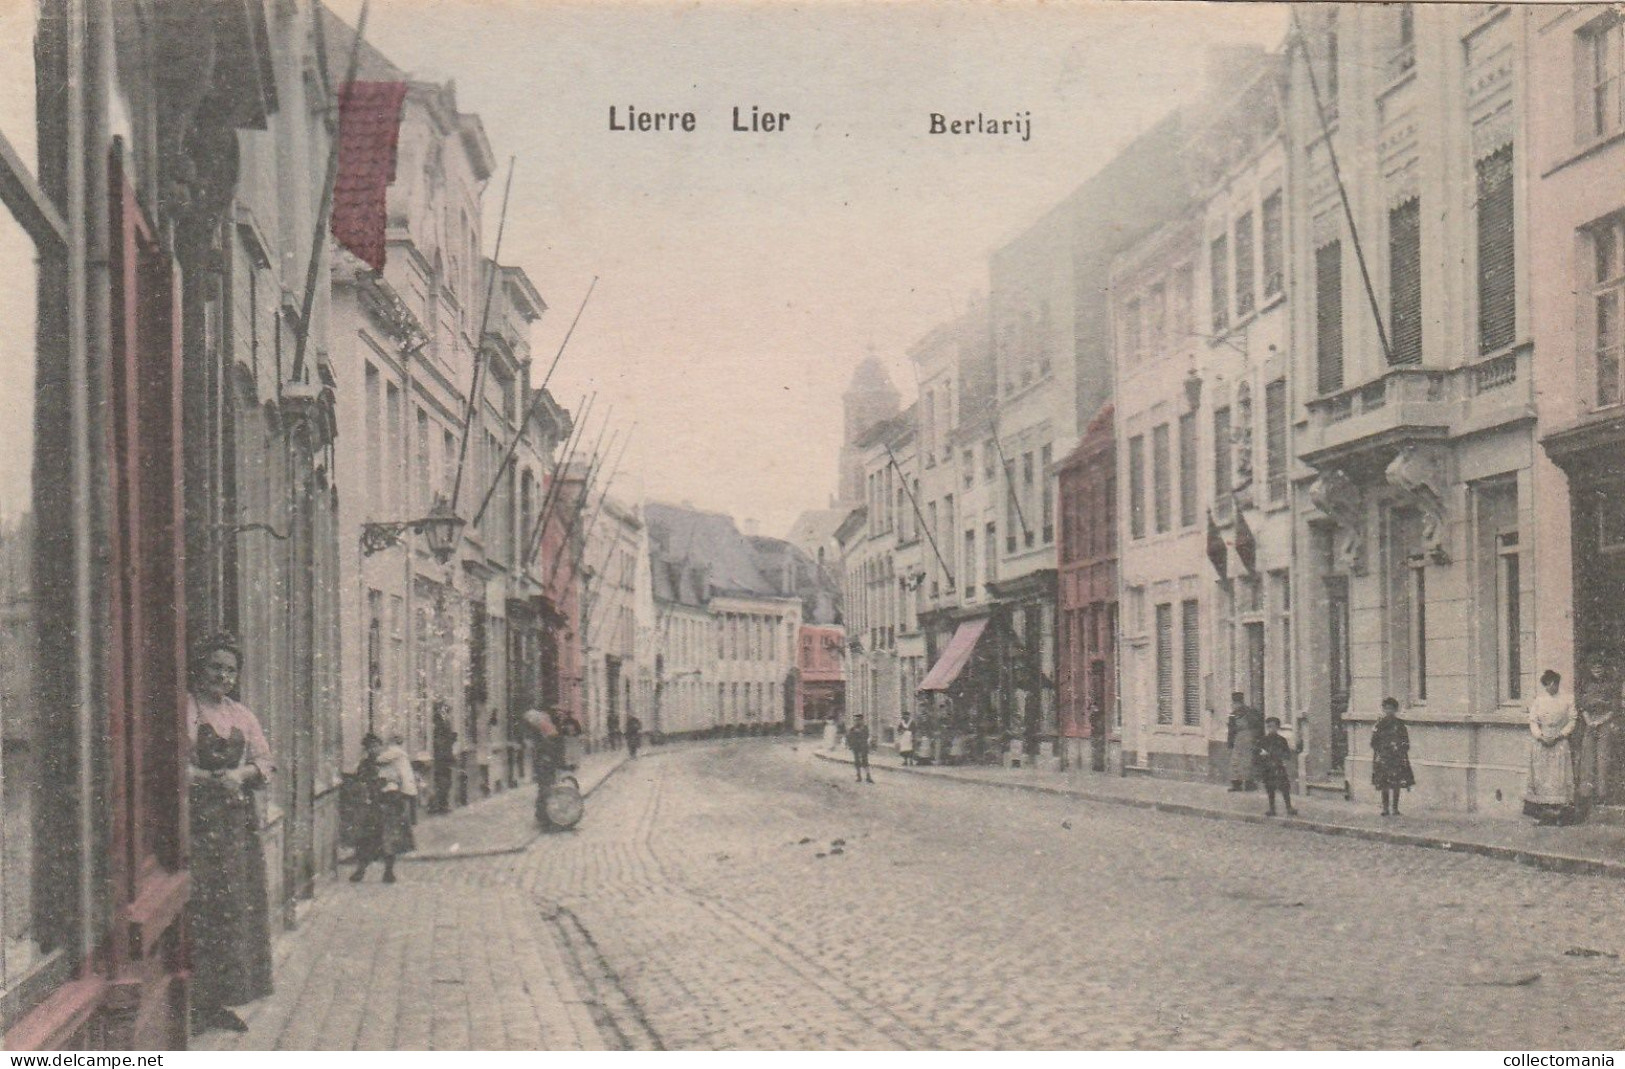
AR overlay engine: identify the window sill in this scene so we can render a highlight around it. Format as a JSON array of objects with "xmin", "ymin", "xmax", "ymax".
[{"xmin": 1541, "ymin": 126, "xmax": 1625, "ymax": 181}]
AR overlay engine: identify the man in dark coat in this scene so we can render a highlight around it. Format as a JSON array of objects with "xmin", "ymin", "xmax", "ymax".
[
  {"xmin": 624, "ymin": 713, "xmax": 643, "ymax": 758},
  {"xmin": 846, "ymin": 715, "xmax": 873, "ymax": 783},
  {"xmin": 1256, "ymin": 717, "xmax": 1297, "ymax": 816}
]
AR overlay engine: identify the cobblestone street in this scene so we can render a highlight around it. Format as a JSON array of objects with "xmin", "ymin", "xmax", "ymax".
[{"xmin": 203, "ymin": 740, "xmax": 1625, "ymax": 1050}]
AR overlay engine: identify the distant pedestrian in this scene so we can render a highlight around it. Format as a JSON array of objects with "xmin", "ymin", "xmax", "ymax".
[
  {"xmin": 1256, "ymin": 717, "xmax": 1297, "ymax": 816},
  {"xmin": 1575, "ymin": 650, "xmax": 1619, "ymax": 818},
  {"xmin": 846, "ymin": 715, "xmax": 873, "ymax": 783},
  {"xmin": 897, "ymin": 714, "xmax": 916, "ymax": 767},
  {"xmin": 625, "ymin": 713, "xmax": 643, "ymax": 758},
  {"xmin": 1526, "ymin": 669, "xmax": 1577, "ymax": 826},
  {"xmin": 607, "ymin": 710, "xmax": 622, "ymax": 751},
  {"xmin": 431, "ymin": 702, "xmax": 457, "ymax": 814},
  {"xmin": 1225, "ymin": 693, "xmax": 1262, "ymax": 792},
  {"xmin": 351, "ymin": 733, "xmax": 416, "ymax": 883},
  {"xmin": 1371, "ymin": 697, "xmax": 1415, "ymax": 817}
]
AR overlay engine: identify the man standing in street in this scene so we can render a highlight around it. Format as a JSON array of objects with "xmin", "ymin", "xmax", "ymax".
[
  {"xmin": 625, "ymin": 712, "xmax": 643, "ymax": 758},
  {"xmin": 846, "ymin": 714, "xmax": 873, "ymax": 783}
]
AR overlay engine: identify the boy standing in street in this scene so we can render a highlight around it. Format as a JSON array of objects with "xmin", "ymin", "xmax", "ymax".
[
  {"xmin": 846, "ymin": 715, "xmax": 873, "ymax": 783},
  {"xmin": 1257, "ymin": 716, "xmax": 1297, "ymax": 816}
]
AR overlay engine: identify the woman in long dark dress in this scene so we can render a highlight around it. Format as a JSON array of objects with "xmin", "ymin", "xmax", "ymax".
[
  {"xmin": 187, "ymin": 634, "xmax": 274, "ymax": 1034},
  {"xmin": 1371, "ymin": 697, "xmax": 1416, "ymax": 817},
  {"xmin": 351, "ymin": 732, "xmax": 416, "ymax": 882}
]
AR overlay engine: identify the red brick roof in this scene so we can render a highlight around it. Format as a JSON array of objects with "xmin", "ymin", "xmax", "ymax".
[{"xmin": 332, "ymin": 81, "xmax": 408, "ymax": 272}]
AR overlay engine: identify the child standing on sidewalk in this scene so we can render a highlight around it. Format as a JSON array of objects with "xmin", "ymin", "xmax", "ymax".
[
  {"xmin": 1257, "ymin": 717, "xmax": 1297, "ymax": 817},
  {"xmin": 846, "ymin": 715, "xmax": 873, "ymax": 783}
]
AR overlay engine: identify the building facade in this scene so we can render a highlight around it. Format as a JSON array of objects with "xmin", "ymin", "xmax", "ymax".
[
  {"xmin": 1289, "ymin": 4, "xmax": 1539, "ymax": 813},
  {"xmin": 1056, "ymin": 405, "xmax": 1117, "ymax": 772},
  {"xmin": 1529, "ymin": 4, "xmax": 1625, "ymax": 815}
]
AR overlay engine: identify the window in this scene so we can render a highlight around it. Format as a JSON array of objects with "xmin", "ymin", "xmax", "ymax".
[
  {"xmin": 963, "ymin": 448, "xmax": 975, "ymax": 489},
  {"xmin": 1147, "ymin": 284, "xmax": 1167, "ymax": 353},
  {"xmin": 1041, "ymin": 444, "xmax": 1054, "ymax": 544},
  {"xmin": 1179, "ymin": 412, "xmax": 1198, "ymax": 528},
  {"xmin": 1477, "ymin": 144, "xmax": 1516, "ymax": 355},
  {"xmin": 1181, "ymin": 599, "xmax": 1201, "ymax": 727},
  {"xmin": 366, "ymin": 363, "xmax": 382, "ymax": 516},
  {"xmin": 965, "ymin": 528, "xmax": 977, "ymax": 598},
  {"xmin": 1590, "ymin": 213, "xmax": 1625, "ymax": 407},
  {"xmin": 1410, "ymin": 562, "xmax": 1428, "ymax": 702},
  {"xmin": 985, "ymin": 521, "xmax": 998, "ymax": 584},
  {"xmin": 1152, "ymin": 424, "xmax": 1171, "ymax": 534},
  {"xmin": 1325, "ymin": 15, "xmax": 1340, "ymax": 112},
  {"xmin": 1265, "ymin": 379, "xmax": 1287, "ymax": 504},
  {"xmin": 386, "ymin": 381, "xmax": 402, "ymax": 506},
  {"xmin": 1389, "ymin": 197, "xmax": 1423, "ymax": 365},
  {"xmin": 923, "ymin": 390, "xmax": 937, "ymax": 466},
  {"xmin": 1213, "ymin": 406, "xmax": 1233, "ymax": 504},
  {"xmin": 943, "ymin": 494, "xmax": 956, "ymax": 590},
  {"xmin": 1037, "ymin": 302, "xmax": 1053, "ymax": 377},
  {"xmin": 983, "ymin": 441, "xmax": 997, "ymax": 483},
  {"xmin": 1500, "ymin": 531, "xmax": 1522, "ymax": 702},
  {"xmin": 1005, "ymin": 460, "xmax": 1019, "ymax": 552},
  {"xmin": 1274, "ymin": 571, "xmax": 1293, "ymax": 715},
  {"xmin": 1262, "ymin": 192, "xmax": 1284, "ymax": 299},
  {"xmin": 1582, "ymin": 16, "xmax": 1624, "ymax": 142},
  {"xmin": 1124, "ymin": 297, "xmax": 1142, "ymax": 359},
  {"xmin": 1128, "ymin": 435, "xmax": 1146, "ymax": 540},
  {"xmin": 1172, "ymin": 264, "xmax": 1195, "ymax": 340},
  {"xmin": 1211, "ymin": 234, "xmax": 1230, "ymax": 332},
  {"xmin": 1316, "ymin": 240, "xmax": 1345, "ymax": 394},
  {"xmin": 1156, "ymin": 603, "xmax": 1174, "ymax": 725},
  {"xmin": 928, "ymin": 502, "xmax": 939, "ymax": 595},
  {"xmin": 1234, "ymin": 211, "xmax": 1256, "ymax": 318},
  {"xmin": 1021, "ymin": 453, "xmax": 1035, "ymax": 548}
]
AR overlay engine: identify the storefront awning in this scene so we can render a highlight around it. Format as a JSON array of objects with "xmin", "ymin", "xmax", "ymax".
[{"xmin": 918, "ymin": 617, "xmax": 990, "ymax": 692}]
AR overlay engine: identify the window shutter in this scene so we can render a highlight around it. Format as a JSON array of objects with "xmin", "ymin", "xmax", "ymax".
[
  {"xmin": 1235, "ymin": 212, "xmax": 1255, "ymax": 318},
  {"xmin": 1128, "ymin": 435, "xmax": 1145, "ymax": 540},
  {"xmin": 1156, "ymin": 603, "xmax": 1174, "ymax": 725},
  {"xmin": 1389, "ymin": 197, "xmax": 1422, "ymax": 365},
  {"xmin": 1179, "ymin": 412, "xmax": 1198, "ymax": 527},
  {"xmin": 1211, "ymin": 234, "xmax": 1230, "ymax": 332},
  {"xmin": 1265, "ymin": 379, "xmax": 1287, "ymax": 503},
  {"xmin": 1213, "ymin": 406, "xmax": 1233, "ymax": 503},
  {"xmin": 1262, "ymin": 192, "xmax": 1284, "ymax": 297},
  {"xmin": 1477, "ymin": 144, "xmax": 1516, "ymax": 354},
  {"xmin": 1182, "ymin": 599, "xmax": 1201, "ymax": 726},
  {"xmin": 1316, "ymin": 240, "xmax": 1344, "ymax": 394},
  {"xmin": 1152, "ymin": 424, "xmax": 1171, "ymax": 534}
]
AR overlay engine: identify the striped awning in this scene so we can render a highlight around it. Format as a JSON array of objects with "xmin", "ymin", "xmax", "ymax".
[{"xmin": 918, "ymin": 618, "xmax": 990, "ymax": 693}]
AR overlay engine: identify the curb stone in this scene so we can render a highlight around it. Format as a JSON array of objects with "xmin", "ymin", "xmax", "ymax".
[{"xmin": 811, "ymin": 750, "xmax": 1625, "ymax": 881}]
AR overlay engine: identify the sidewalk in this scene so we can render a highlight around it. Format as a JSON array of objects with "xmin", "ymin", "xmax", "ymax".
[
  {"xmin": 811, "ymin": 748, "xmax": 1625, "ymax": 879},
  {"xmin": 407, "ymin": 747, "xmax": 631, "ymax": 861},
  {"xmin": 191, "ymin": 880, "xmax": 608, "ymax": 1051}
]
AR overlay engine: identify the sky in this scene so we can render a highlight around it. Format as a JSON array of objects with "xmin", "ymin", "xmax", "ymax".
[{"xmin": 328, "ymin": 1, "xmax": 1286, "ymax": 537}]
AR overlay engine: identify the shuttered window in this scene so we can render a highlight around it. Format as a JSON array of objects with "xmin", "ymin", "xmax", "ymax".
[
  {"xmin": 1477, "ymin": 144, "xmax": 1516, "ymax": 355},
  {"xmin": 1152, "ymin": 423, "xmax": 1171, "ymax": 534},
  {"xmin": 1156, "ymin": 603, "xmax": 1174, "ymax": 725},
  {"xmin": 1179, "ymin": 411, "xmax": 1198, "ymax": 527},
  {"xmin": 1389, "ymin": 197, "xmax": 1422, "ymax": 365},
  {"xmin": 1593, "ymin": 213, "xmax": 1625, "ymax": 407},
  {"xmin": 1181, "ymin": 599, "xmax": 1202, "ymax": 726},
  {"xmin": 1211, "ymin": 234, "xmax": 1230, "ymax": 332},
  {"xmin": 1316, "ymin": 240, "xmax": 1344, "ymax": 394},
  {"xmin": 1213, "ymin": 405, "xmax": 1233, "ymax": 503},
  {"xmin": 1128, "ymin": 434, "xmax": 1145, "ymax": 540},
  {"xmin": 1235, "ymin": 211, "xmax": 1255, "ymax": 318},
  {"xmin": 1262, "ymin": 191, "xmax": 1284, "ymax": 298},
  {"xmin": 1265, "ymin": 379, "xmax": 1288, "ymax": 504}
]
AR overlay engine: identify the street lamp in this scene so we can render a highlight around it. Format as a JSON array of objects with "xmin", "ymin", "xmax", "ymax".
[{"xmin": 361, "ymin": 494, "xmax": 466, "ymax": 564}]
